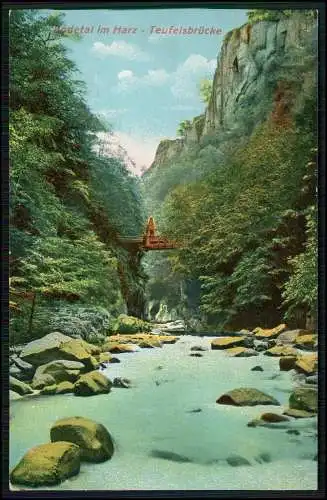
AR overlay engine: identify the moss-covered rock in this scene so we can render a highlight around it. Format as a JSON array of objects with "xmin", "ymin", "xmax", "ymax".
[
  {"xmin": 56, "ymin": 381, "xmax": 75, "ymax": 394},
  {"xmin": 289, "ymin": 386, "xmax": 317, "ymax": 413},
  {"xmin": 9, "ymin": 376, "xmax": 33, "ymax": 396},
  {"xmin": 19, "ymin": 332, "xmax": 100, "ymax": 371},
  {"xmin": 217, "ymin": 388, "xmax": 280, "ymax": 406},
  {"xmin": 98, "ymin": 352, "xmax": 112, "ymax": 364},
  {"xmin": 226, "ymin": 347, "xmax": 258, "ymax": 357},
  {"xmin": 10, "ymin": 441, "xmax": 81, "ymax": 486},
  {"xmin": 112, "ymin": 314, "xmax": 152, "ymax": 334},
  {"xmin": 41, "ymin": 384, "xmax": 58, "ymax": 395},
  {"xmin": 295, "ymin": 353, "xmax": 317, "ymax": 375},
  {"xmin": 254, "ymin": 324, "xmax": 287, "ymax": 339},
  {"xmin": 32, "ymin": 360, "xmax": 85, "ymax": 386},
  {"xmin": 101, "ymin": 342, "xmax": 137, "ymax": 354},
  {"xmin": 74, "ymin": 371, "xmax": 112, "ymax": 397},
  {"xmin": 138, "ymin": 340, "xmax": 162, "ymax": 348},
  {"xmin": 211, "ymin": 336, "xmax": 246, "ymax": 350},
  {"xmin": 283, "ymin": 408, "xmax": 316, "ymax": 418},
  {"xmin": 264, "ymin": 345, "xmax": 298, "ymax": 357},
  {"xmin": 248, "ymin": 413, "xmax": 290, "ymax": 427},
  {"xmin": 31, "ymin": 373, "xmax": 56, "ymax": 390},
  {"xmin": 50, "ymin": 416, "xmax": 114, "ymax": 462},
  {"xmin": 276, "ymin": 329, "xmax": 311, "ymax": 346},
  {"xmin": 294, "ymin": 334, "xmax": 317, "ymax": 350}
]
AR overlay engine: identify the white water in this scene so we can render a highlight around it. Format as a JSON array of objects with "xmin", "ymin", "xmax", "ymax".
[{"xmin": 9, "ymin": 336, "xmax": 318, "ymax": 491}]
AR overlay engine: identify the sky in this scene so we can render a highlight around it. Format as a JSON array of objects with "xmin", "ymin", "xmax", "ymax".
[{"xmin": 54, "ymin": 8, "xmax": 248, "ymax": 173}]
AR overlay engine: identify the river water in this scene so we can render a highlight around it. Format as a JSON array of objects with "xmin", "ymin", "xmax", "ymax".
[{"xmin": 9, "ymin": 335, "xmax": 318, "ymax": 491}]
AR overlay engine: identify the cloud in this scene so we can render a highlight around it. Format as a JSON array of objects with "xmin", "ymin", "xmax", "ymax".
[
  {"xmin": 171, "ymin": 54, "xmax": 216, "ymax": 99},
  {"xmin": 115, "ymin": 68, "xmax": 170, "ymax": 92},
  {"xmin": 91, "ymin": 41, "xmax": 150, "ymax": 61},
  {"xmin": 112, "ymin": 53, "xmax": 216, "ymax": 100}
]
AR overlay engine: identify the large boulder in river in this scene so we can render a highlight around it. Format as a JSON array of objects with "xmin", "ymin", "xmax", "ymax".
[
  {"xmin": 10, "ymin": 441, "xmax": 81, "ymax": 486},
  {"xmin": 279, "ymin": 356, "xmax": 297, "ymax": 371},
  {"xmin": 294, "ymin": 353, "xmax": 317, "ymax": 375},
  {"xmin": 264, "ymin": 345, "xmax": 298, "ymax": 357},
  {"xmin": 50, "ymin": 416, "xmax": 114, "ymax": 462},
  {"xmin": 32, "ymin": 360, "xmax": 85, "ymax": 387},
  {"xmin": 289, "ymin": 386, "xmax": 317, "ymax": 413},
  {"xmin": 101, "ymin": 342, "xmax": 138, "ymax": 354},
  {"xmin": 254, "ymin": 324, "xmax": 287, "ymax": 340},
  {"xmin": 211, "ymin": 336, "xmax": 246, "ymax": 350},
  {"xmin": 276, "ymin": 329, "xmax": 310, "ymax": 346},
  {"xmin": 31, "ymin": 373, "xmax": 56, "ymax": 390},
  {"xmin": 9, "ymin": 376, "xmax": 33, "ymax": 396},
  {"xmin": 216, "ymin": 388, "xmax": 280, "ymax": 406},
  {"xmin": 74, "ymin": 371, "xmax": 112, "ymax": 397},
  {"xmin": 294, "ymin": 334, "xmax": 317, "ymax": 351},
  {"xmin": 226, "ymin": 347, "xmax": 258, "ymax": 357},
  {"xmin": 20, "ymin": 333, "xmax": 99, "ymax": 371}
]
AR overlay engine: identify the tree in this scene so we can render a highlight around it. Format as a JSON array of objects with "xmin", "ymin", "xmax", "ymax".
[{"xmin": 199, "ymin": 79, "xmax": 213, "ymax": 105}]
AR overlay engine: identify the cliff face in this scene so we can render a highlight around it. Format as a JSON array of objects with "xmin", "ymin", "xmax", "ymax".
[{"xmin": 148, "ymin": 11, "xmax": 317, "ymax": 170}]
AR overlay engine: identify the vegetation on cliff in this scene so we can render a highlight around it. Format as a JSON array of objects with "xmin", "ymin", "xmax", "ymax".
[
  {"xmin": 9, "ymin": 10, "xmax": 146, "ymax": 344},
  {"xmin": 142, "ymin": 12, "xmax": 318, "ymax": 330}
]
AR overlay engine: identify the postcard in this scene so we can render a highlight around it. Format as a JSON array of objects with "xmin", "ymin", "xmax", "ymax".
[{"xmin": 7, "ymin": 5, "xmax": 321, "ymax": 493}]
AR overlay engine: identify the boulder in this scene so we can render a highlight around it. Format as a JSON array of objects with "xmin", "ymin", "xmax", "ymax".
[
  {"xmin": 9, "ymin": 376, "xmax": 33, "ymax": 396},
  {"xmin": 109, "ymin": 357, "xmax": 120, "ymax": 364},
  {"xmin": 56, "ymin": 381, "xmax": 75, "ymax": 394},
  {"xmin": 226, "ymin": 347, "xmax": 258, "ymax": 357},
  {"xmin": 264, "ymin": 346, "xmax": 298, "ymax": 357},
  {"xmin": 112, "ymin": 377, "xmax": 132, "ymax": 388},
  {"xmin": 254, "ymin": 324, "xmax": 287, "ymax": 340},
  {"xmin": 248, "ymin": 413, "xmax": 290, "ymax": 427},
  {"xmin": 251, "ymin": 366, "xmax": 264, "ymax": 372},
  {"xmin": 158, "ymin": 335, "xmax": 178, "ymax": 344},
  {"xmin": 279, "ymin": 356, "xmax": 297, "ymax": 371},
  {"xmin": 156, "ymin": 320, "xmax": 186, "ymax": 334},
  {"xmin": 238, "ymin": 329, "xmax": 252, "ymax": 335},
  {"xmin": 41, "ymin": 384, "xmax": 58, "ymax": 395},
  {"xmin": 190, "ymin": 353, "xmax": 203, "ymax": 357},
  {"xmin": 112, "ymin": 314, "xmax": 152, "ymax": 334},
  {"xmin": 283, "ymin": 408, "xmax": 316, "ymax": 418},
  {"xmin": 9, "ymin": 365, "xmax": 31, "ymax": 382},
  {"xmin": 289, "ymin": 386, "xmax": 317, "ymax": 413},
  {"xmin": 98, "ymin": 352, "xmax": 112, "ymax": 364},
  {"xmin": 294, "ymin": 334, "xmax": 317, "ymax": 351},
  {"xmin": 74, "ymin": 371, "xmax": 112, "ymax": 397},
  {"xmin": 12, "ymin": 356, "xmax": 35, "ymax": 376},
  {"xmin": 20, "ymin": 332, "xmax": 72, "ymax": 365},
  {"xmin": 20, "ymin": 332, "xmax": 99, "ymax": 371},
  {"xmin": 294, "ymin": 353, "xmax": 317, "ymax": 375},
  {"xmin": 31, "ymin": 373, "xmax": 56, "ymax": 390},
  {"xmin": 226, "ymin": 455, "xmax": 251, "ymax": 466},
  {"xmin": 50, "ymin": 416, "xmax": 114, "ymax": 462},
  {"xmin": 138, "ymin": 340, "xmax": 162, "ymax": 348},
  {"xmin": 211, "ymin": 336, "xmax": 246, "ymax": 350},
  {"xmin": 10, "ymin": 442, "xmax": 81, "ymax": 486},
  {"xmin": 254, "ymin": 452, "xmax": 272, "ymax": 463},
  {"xmin": 32, "ymin": 360, "xmax": 85, "ymax": 387},
  {"xmin": 101, "ymin": 342, "xmax": 137, "ymax": 354},
  {"xmin": 216, "ymin": 388, "xmax": 280, "ymax": 406},
  {"xmin": 276, "ymin": 329, "xmax": 310, "ymax": 346}
]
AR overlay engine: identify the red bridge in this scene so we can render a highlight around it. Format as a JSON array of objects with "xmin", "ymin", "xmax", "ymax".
[{"xmin": 118, "ymin": 217, "xmax": 179, "ymax": 251}]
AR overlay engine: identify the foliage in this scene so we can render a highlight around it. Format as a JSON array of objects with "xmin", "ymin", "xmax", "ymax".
[
  {"xmin": 177, "ymin": 120, "xmax": 192, "ymax": 137},
  {"xmin": 9, "ymin": 10, "xmax": 146, "ymax": 344},
  {"xmin": 198, "ymin": 79, "xmax": 213, "ymax": 104}
]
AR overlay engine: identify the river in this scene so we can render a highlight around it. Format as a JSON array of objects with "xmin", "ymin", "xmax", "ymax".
[{"xmin": 9, "ymin": 335, "xmax": 317, "ymax": 491}]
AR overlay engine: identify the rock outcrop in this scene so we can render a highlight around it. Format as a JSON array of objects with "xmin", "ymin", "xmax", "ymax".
[{"xmin": 74, "ymin": 371, "xmax": 112, "ymax": 397}]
